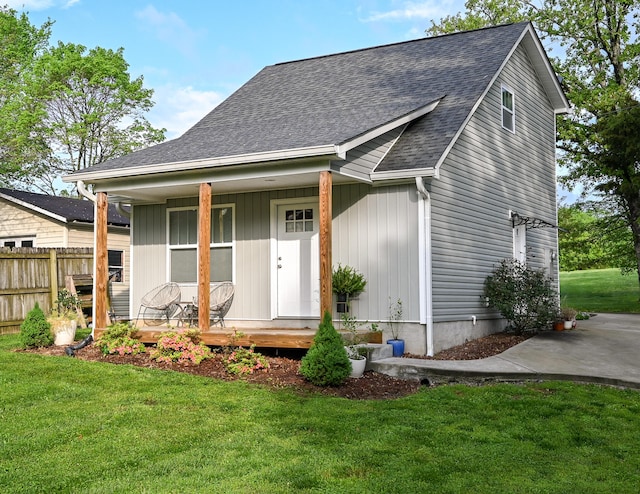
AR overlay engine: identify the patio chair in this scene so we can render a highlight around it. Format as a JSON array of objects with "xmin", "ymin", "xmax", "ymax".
[
  {"xmin": 209, "ymin": 282, "xmax": 235, "ymax": 327},
  {"xmin": 136, "ymin": 282, "xmax": 181, "ymax": 326}
]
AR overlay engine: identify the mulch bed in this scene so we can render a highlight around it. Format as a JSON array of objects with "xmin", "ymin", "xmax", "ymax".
[{"xmin": 21, "ymin": 331, "xmax": 531, "ymax": 400}]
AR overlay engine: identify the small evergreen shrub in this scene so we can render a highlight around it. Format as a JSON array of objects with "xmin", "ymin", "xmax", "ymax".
[
  {"xmin": 96, "ymin": 321, "xmax": 146, "ymax": 356},
  {"xmin": 300, "ymin": 311, "xmax": 351, "ymax": 386},
  {"xmin": 150, "ymin": 328, "xmax": 211, "ymax": 365},
  {"xmin": 20, "ymin": 302, "xmax": 53, "ymax": 348},
  {"xmin": 484, "ymin": 259, "xmax": 559, "ymax": 334}
]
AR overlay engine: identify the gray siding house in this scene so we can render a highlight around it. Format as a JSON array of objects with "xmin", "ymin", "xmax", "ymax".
[{"xmin": 65, "ymin": 22, "xmax": 568, "ymax": 355}]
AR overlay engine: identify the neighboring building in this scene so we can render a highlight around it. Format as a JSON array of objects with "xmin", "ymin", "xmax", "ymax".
[
  {"xmin": 0, "ymin": 188, "xmax": 130, "ymax": 318},
  {"xmin": 65, "ymin": 22, "xmax": 568, "ymax": 354}
]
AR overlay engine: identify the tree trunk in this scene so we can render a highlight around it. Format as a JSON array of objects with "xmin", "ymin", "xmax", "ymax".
[{"xmin": 624, "ymin": 193, "xmax": 640, "ymax": 295}]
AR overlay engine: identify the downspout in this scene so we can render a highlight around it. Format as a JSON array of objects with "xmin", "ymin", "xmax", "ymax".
[
  {"xmin": 116, "ymin": 202, "xmax": 130, "ymax": 219},
  {"xmin": 76, "ymin": 180, "xmax": 97, "ymax": 336},
  {"xmin": 415, "ymin": 177, "xmax": 434, "ymax": 357}
]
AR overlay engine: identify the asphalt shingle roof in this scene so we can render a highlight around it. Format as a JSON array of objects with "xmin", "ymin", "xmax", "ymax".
[
  {"xmin": 0, "ymin": 188, "xmax": 130, "ymax": 227},
  {"xmin": 80, "ymin": 22, "xmax": 531, "ymax": 175}
]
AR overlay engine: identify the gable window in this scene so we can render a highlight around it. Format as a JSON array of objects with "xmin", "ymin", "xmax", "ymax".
[
  {"xmin": 108, "ymin": 250, "xmax": 124, "ymax": 283},
  {"xmin": 168, "ymin": 205, "xmax": 234, "ymax": 284},
  {"xmin": 501, "ymin": 85, "xmax": 515, "ymax": 132}
]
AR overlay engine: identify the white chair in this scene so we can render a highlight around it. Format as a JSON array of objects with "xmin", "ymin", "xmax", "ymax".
[
  {"xmin": 136, "ymin": 282, "xmax": 181, "ymax": 326},
  {"xmin": 209, "ymin": 282, "xmax": 235, "ymax": 327}
]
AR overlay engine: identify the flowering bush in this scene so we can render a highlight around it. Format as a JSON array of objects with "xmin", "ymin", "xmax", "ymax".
[
  {"xmin": 223, "ymin": 345, "xmax": 270, "ymax": 376},
  {"xmin": 150, "ymin": 328, "xmax": 212, "ymax": 365},
  {"xmin": 96, "ymin": 322, "xmax": 145, "ymax": 356}
]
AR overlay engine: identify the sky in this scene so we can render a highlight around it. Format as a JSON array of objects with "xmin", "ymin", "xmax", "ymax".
[
  {"xmin": 6, "ymin": 0, "xmax": 578, "ymax": 201},
  {"xmin": 7, "ymin": 0, "xmax": 465, "ymax": 139}
]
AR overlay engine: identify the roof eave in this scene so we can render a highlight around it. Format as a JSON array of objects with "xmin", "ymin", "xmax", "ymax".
[
  {"xmin": 0, "ymin": 191, "xmax": 68, "ymax": 224},
  {"xmin": 371, "ymin": 167, "xmax": 439, "ymax": 181},
  {"xmin": 63, "ymin": 145, "xmax": 339, "ymax": 183}
]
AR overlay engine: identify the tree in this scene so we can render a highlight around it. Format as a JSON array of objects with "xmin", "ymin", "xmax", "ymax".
[
  {"xmin": 0, "ymin": 7, "xmax": 51, "ymax": 186},
  {"xmin": 558, "ymin": 203, "xmax": 633, "ymax": 271},
  {"xmin": 30, "ymin": 42, "xmax": 165, "ymax": 193},
  {"xmin": 428, "ymin": 0, "xmax": 640, "ymax": 291},
  {"xmin": 0, "ymin": 8, "xmax": 165, "ymax": 194}
]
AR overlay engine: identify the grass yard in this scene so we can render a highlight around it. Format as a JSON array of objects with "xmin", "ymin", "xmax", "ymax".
[
  {"xmin": 2, "ymin": 334, "xmax": 640, "ymax": 493},
  {"xmin": 560, "ymin": 268, "xmax": 640, "ymax": 313}
]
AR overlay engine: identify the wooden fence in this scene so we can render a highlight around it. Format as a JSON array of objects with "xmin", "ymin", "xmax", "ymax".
[{"xmin": 0, "ymin": 247, "xmax": 93, "ymax": 335}]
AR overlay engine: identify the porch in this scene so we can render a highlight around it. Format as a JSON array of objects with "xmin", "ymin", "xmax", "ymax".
[{"xmin": 94, "ymin": 326, "xmax": 383, "ymax": 349}]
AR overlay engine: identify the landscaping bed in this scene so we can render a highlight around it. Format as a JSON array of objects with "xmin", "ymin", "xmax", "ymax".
[{"xmin": 24, "ymin": 331, "xmax": 531, "ymax": 400}]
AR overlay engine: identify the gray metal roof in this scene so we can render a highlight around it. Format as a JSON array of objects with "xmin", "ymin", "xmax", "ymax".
[
  {"xmin": 75, "ymin": 22, "xmax": 550, "ymax": 176},
  {"xmin": 0, "ymin": 188, "xmax": 130, "ymax": 227}
]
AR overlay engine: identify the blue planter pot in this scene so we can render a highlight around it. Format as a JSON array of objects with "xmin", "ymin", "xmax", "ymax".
[{"xmin": 387, "ymin": 339, "xmax": 405, "ymax": 357}]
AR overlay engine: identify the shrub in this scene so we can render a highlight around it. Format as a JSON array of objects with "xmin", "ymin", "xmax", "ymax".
[
  {"xmin": 332, "ymin": 264, "xmax": 367, "ymax": 297},
  {"xmin": 300, "ymin": 311, "xmax": 351, "ymax": 386},
  {"xmin": 96, "ymin": 321, "xmax": 145, "ymax": 356},
  {"xmin": 223, "ymin": 345, "xmax": 270, "ymax": 376},
  {"xmin": 484, "ymin": 259, "xmax": 559, "ymax": 335},
  {"xmin": 150, "ymin": 328, "xmax": 211, "ymax": 365},
  {"xmin": 20, "ymin": 303, "xmax": 53, "ymax": 348}
]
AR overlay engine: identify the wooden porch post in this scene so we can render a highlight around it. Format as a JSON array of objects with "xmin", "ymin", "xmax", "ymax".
[
  {"xmin": 319, "ymin": 171, "xmax": 332, "ymax": 317},
  {"xmin": 198, "ymin": 183, "xmax": 212, "ymax": 330},
  {"xmin": 95, "ymin": 192, "xmax": 108, "ymax": 329}
]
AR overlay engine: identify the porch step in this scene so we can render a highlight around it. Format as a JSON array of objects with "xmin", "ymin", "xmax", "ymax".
[{"xmin": 94, "ymin": 327, "xmax": 383, "ymax": 350}]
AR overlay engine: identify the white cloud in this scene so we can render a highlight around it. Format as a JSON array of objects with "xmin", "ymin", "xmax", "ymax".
[
  {"xmin": 134, "ymin": 4, "xmax": 202, "ymax": 60},
  {"xmin": 361, "ymin": 1, "xmax": 455, "ymax": 22},
  {"xmin": 148, "ymin": 85, "xmax": 225, "ymax": 139}
]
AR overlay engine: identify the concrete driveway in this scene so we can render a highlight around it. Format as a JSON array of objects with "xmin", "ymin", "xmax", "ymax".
[{"xmin": 370, "ymin": 313, "xmax": 640, "ymax": 389}]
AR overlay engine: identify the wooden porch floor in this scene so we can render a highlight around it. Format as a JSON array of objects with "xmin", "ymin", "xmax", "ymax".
[{"xmin": 95, "ymin": 326, "xmax": 383, "ymax": 349}]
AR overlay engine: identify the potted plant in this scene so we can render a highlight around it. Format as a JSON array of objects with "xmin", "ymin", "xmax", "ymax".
[
  {"xmin": 341, "ymin": 314, "xmax": 367, "ymax": 378},
  {"xmin": 561, "ymin": 306, "xmax": 577, "ymax": 330},
  {"xmin": 47, "ymin": 289, "xmax": 80, "ymax": 346},
  {"xmin": 332, "ymin": 264, "xmax": 367, "ymax": 313},
  {"xmin": 387, "ymin": 298, "xmax": 404, "ymax": 357}
]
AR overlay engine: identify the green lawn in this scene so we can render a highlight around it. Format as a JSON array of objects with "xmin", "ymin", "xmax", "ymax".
[
  {"xmin": 560, "ymin": 268, "xmax": 640, "ymax": 313},
  {"xmin": 2, "ymin": 334, "xmax": 640, "ymax": 493}
]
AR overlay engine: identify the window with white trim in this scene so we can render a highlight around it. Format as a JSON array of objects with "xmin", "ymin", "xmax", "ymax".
[
  {"xmin": 1, "ymin": 236, "xmax": 35, "ymax": 247},
  {"xmin": 168, "ymin": 205, "xmax": 234, "ymax": 283},
  {"xmin": 501, "ymin": 85, "xmax": 515, "ymax": 132}
]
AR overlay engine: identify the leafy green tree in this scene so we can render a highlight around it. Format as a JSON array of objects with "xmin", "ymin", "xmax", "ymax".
[
  {"xmin": 0, "ymin": 8, "xmax": 165, "ymax": 194},
  {"xmin": 427, "ymin": 0, "xmax": 640, "ymax": 290},
  {"xmin": 30, "ymin": 42, "xmax": 165, "ymax": 193},
  {"xmin": 0, "ymin": 7, "xmax": 51, "ymax": 186},
  {"xmin": 557, "ymin": 203, "xmax": 633, "ymax": 271},
  {"xmin": 558, "ymin": 205, "xmax": 605, "ymax": 271}
]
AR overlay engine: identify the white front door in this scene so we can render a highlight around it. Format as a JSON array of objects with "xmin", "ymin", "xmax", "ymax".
[{"xmin": 276, "ymin": 202, "xmax": 320, "ymax": 317}]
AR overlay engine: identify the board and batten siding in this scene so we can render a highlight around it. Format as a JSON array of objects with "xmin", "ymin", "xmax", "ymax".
[
  {"xmin": 132, "ymin": 188, "xmax": 319, "ymax": 321},
  {"xmin": 131, "ymin": 183, "xmax": 420, "ymax": 324},
  {"xmin": 332, "ymin": 183, "xmax": 419, "ymax": 322},
  {"xmin": 430, "ymin": 43, "xmax": 558, "ymax": 325}
]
